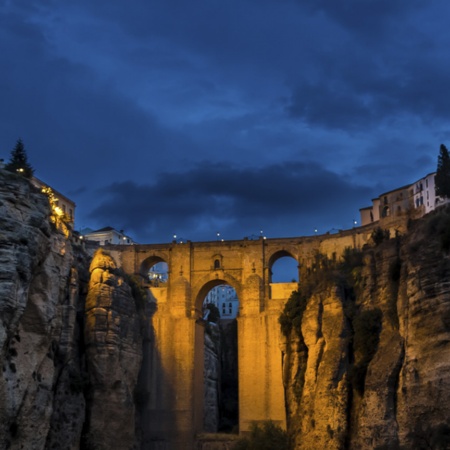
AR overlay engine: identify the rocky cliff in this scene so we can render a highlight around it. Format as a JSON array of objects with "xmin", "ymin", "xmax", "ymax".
[
  {"xmin": 282, "ymin": 209, "xmax": 450, "ymax": 449},
  {"xmin": 0, "ymin": 171, "xmax": 145, "ymax": 449}
]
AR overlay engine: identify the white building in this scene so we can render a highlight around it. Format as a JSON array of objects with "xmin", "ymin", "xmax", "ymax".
[
  {"xmin": 360, "ymin": 172, "xmax": 446, "ymax": 226},
  {"xmin": 204, "ymin": 284, "xmax": 239, "ymax": 319},
  {"xmin": 82, "ymin": 226, "xmax": 135, "ymax": 245}
]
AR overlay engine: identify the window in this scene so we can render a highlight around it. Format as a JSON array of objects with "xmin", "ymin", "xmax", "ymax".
[{"xmin": 214, "ymin": 259, "xmax": 220, "ymax": 269}]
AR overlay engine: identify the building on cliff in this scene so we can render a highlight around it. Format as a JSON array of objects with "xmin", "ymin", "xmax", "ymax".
[
  {"xmin": 81, "ymin": 226, "xmax": 135, "ymax": 245},
  {"xmin": 359, "ymin": 172, "xmax": 446, "ymax": 226},
  {"xmin": 31, "ymin": 177, "xmax": 76, "ymax": 227}
]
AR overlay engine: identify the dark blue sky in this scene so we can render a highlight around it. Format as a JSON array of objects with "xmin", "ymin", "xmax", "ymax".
[{"xmin": 1, "ymin": 0, "xmax": 449, "ymax": 244}]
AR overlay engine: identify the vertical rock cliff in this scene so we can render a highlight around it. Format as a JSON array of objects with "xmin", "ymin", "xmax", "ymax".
[
  {"xmin": 0, "ymin": 171, "xmax": 145, "ymax": 449},
  {"xmin": 0, "ymin": 170, "xmax": 89, "ymax": 449},
  {"xmin": 83, "ymin": 249, "xmax": 143, "ymax": 449},
  {"xmin": 282, "ymin": 209, "xmax": 450, "ymax": 450}
]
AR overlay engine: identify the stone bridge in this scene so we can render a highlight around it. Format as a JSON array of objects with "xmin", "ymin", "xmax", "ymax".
[{"xmin": 107, "ymin": 225, "xmax": 377, "ymax": 449}]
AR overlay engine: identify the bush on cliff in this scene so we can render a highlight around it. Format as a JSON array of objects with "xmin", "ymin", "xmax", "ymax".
[
  {"xmin": 279, "ymin": 290, "xmax": 305, "ymax": 336},
  {"xmin": 234, "ymin": 421, "xmax": 290, "ymax": 450}
]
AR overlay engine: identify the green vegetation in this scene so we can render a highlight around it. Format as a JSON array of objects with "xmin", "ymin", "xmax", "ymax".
[
  {"xmin": 371, "ymin": 227, "xmax": 390, "ymax": 246},
  {"xmin": 234, "ymin": 421, "xmax": 291, "ymax": 450},
  {"xmin": 205, "ymin": 302, "xmax": 221, "ymax": 323},
  {"xmin": 279, "ymin": 290, "xmax": 305, "ymax": 336},
  {"xmin": 5, "ymin": 139, "xmax": 34, "ymax": 178},
  {"xmin": 435, "ymin": 143, "xmax": 450, "ymax": 199},
  {"xmin": 425, "ymin": 206, "xmax": 450, "ymax": 252}
]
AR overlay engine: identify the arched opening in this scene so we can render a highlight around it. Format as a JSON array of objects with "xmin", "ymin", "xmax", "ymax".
[
  {"xmin": 140, "ymin": 256, "xmax": 169, "ymax": 286},
  {"xmin": 268, "ymin": 251, "xmax": 299, "ymax": 301},
  {"xmin": 196, "ymin": 281, "xmax": 239, "ymax": 435},
  {"xmin": 269, "ymin": 251, "xmax": 299, "ymax": 283}
]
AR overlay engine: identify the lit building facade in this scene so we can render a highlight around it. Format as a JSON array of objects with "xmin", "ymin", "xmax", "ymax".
[
  {"xmin": 31, "ymin": 177, "xmax": 76, "ymax": 227},
  {"xmin": 359, "ymin": 172, "xmax": 446, "ymax": 226},
  {"xmin": 82, "ymin": 226, "xmax": 135, "ymax": 245},
  {"xmin": 204, "ymin": 284, "xmax": 239, "ymax": 319}
]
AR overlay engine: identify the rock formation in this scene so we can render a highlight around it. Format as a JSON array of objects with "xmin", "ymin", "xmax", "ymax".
[
  {"xmin": 0, "ymin": 171, "xmax": 144, "ymax": 450},
  {"xmin": 0, "ymin": 170, "xmax": 88, "ymax": 449},
  {"xmin": 282, "ymin": 210, "xmax": 450, "ymax": 449},
  {"xmin": 84, "ymin": 249, "xmax": 144, "ymax": 450}
]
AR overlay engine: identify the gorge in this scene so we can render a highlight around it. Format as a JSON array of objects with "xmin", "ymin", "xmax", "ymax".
[{"xmin": 1, "ymin": 169, "xmax": 450, "ymax": 449}]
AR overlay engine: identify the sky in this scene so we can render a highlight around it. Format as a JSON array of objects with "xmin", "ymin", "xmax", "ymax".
[{"xmin": 1, "ymin": 0, "xmax": 450, "ymax": 245}]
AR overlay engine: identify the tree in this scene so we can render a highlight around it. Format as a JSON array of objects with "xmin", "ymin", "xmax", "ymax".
[
  {"xmin": 435, "ymin": 144, "xmax": 450, "ymax": 199},
  {"xmin": 234, "ymin": 421, "xmax": 291, "ymax": 450},
  {"xmin": 205, "ymin": 303, "xmax": 220, "ymax": 323},
  {"xmin": 5, "ymin": 139, "xmax": 34, "ymax": 178}
]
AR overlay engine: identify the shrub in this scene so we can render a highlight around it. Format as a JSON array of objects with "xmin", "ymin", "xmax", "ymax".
[
  {"xmin": 234, "ymin": 421, "xmax": 290, "ymax": 450},
  {"xmin": 279, "ymin": 291, "xmax": 305, "ymax": 337},
  {"xmin": 371, "ymin": 227, "xmax": 390, "ymax": 245}
]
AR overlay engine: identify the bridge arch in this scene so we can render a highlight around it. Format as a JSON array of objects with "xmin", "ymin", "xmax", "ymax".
[
  {"xmin": 192, "ymin": 273, "xmax": 242, "ymax": 316},
  {"xmin": 139, "ymin": 253, "xmax": 169, "ymax": 280}
]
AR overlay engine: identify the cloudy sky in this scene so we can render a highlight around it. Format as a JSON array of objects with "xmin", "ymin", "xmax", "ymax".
[{"xmin": 1, "ymin": 0, "xmax": 449, "ymax": 244}]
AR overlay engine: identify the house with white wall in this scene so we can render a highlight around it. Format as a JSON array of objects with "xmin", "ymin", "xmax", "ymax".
[
  {"xmin": 360, "ymin": 172, "xmax": 446, "ymax": 226},
  {"xmin": 204, "ymin": 284, "xmax": 239, "ymax": 319},
  {"xmin": 82, "ymin": 226, "xmax": 135, "ymax": 245}
]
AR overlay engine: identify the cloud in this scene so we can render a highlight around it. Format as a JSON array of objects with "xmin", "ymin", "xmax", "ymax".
[{"xmin": 87, "ymin": 161, "xmax": 373, "ymax": 242}]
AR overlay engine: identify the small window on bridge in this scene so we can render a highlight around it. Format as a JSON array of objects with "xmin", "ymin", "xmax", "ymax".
[{"xmin": 214, "ymin": 259, "xmax": 221, "ymax": 269}]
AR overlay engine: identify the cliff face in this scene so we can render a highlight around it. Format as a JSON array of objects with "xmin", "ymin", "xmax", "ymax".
[
  {"xmin": 0, "ymin": 171, "xmax": 89, "ymax": 449},
  {"xmin": 283, "ymin": 210, "xmax": 450, "ymax": 450},
  {"xmin": 0, "ymin": 171, "xmax": 144, "ymax": 450},
  {"xmin": 84, "ymin": 249, "xmax": 143, "ymax": 450}
]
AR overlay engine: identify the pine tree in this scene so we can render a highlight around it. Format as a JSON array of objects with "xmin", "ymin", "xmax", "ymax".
[
  {"xmin": 5, "ymin": 139, "xmax": 34, "ymax": 178},
  {"xmin": 435, "ymin": 144, "xmax": 450, "ymax": 199}
]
